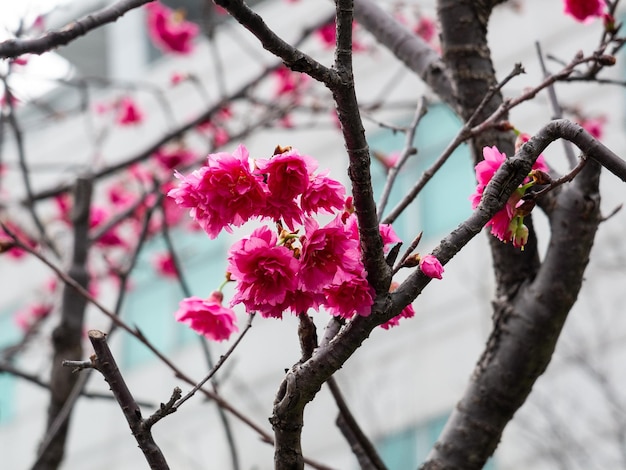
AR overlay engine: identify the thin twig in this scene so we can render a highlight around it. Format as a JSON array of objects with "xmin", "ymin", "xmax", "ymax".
[
  {"xmin": 376, "ymin": 97, "xmax": 427, "ymax": 220},
  {"xmin": 173, "ymin": 314, "xmax": 255, "ymax": 412},
  {"xmin": 535, "ymin": 41, "xmax": 577, "ymax": 168},
  {"xmin": 328, "ymin": 377, "xmax": 387, "ymax": 470}
]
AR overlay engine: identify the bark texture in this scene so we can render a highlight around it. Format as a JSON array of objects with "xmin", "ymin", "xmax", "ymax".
[{"xmin": 417, "ymin": 1, "xmax": 604, "ymax": 468}]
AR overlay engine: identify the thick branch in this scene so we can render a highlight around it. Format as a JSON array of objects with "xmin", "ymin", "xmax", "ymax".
[
  {"xmin": 33, "ymin": 178, "xmax": 92, "ymax": 470},
  {"xmin": 271, "ymin": 118, "xmax": 625, "ymax": 470},
  {"xmin": 352, "ymin": 0, "xmax": 454, "ymax": 108},
  {"xmin": 421, "ymin": 158, "xmax": 602, "ymax": 470}
]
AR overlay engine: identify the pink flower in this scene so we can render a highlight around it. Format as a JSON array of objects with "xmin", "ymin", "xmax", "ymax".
[
  {"xmin": 153, "ymin": 252, "xmax": 179, "ymax": 278},
  {"xmin": 273, "ymin": 66, "xmax": 309, "ymax": 98},
  {"xmin": 0, "ymin": 221, "xmax": 37, "ymax": 259},
  {"xmin": 344, "ymin": 214, "xmax": 401, "ymax": 254},
  {"xmin": 414, "ymin": 16, "xmax": 437, "ymax": 43},
  {"xmin": 170, "ymin": 71, "xmax": 188, "ymax": 85},
  {"xmin": 255, "ymin": 149, "xmax": 314, "ymax": 228},
  {"xmin": 107, "ymin": 182, "xmax": 136, "ymax": 209},
  {"xmin": 579, "ymin": 116, "xmax": 606, "ymax": 139},
  {"xmin": 515, "ymin": 133, "xmax": 549, "ymax": 174},
  {"xmin": 227, "ymin": 226, "xmax": 299, "ymax": 318},
  {"xmin": 316, "ymin": 22, "xmax": 337, "ymax": 48},
  {"xmin": 300, "ymin": 171, "xmax": 346, "ymax": 215},
  {"xmin": 380, "ymin": 283, "xmax": 415, "ymax": 329},
  {"xmin": 315, "ymin": 21, "xmax": 365, "ymax": 51},
  {"xmin": 298, "ymin": 217, "xmax": 362, "ymax": 292},
  {"xmin": 175, "ymin": 293, "xmax": 238, "ymax": 341},
  {"xmin": 563, "ymin": 0, "xmax": 606, "ymax": 22},
  {"xmin": 323, "ymin": 275, "xmax": 375, "ymax": 319},
  {"xmin": 256, "ymin": 148, "xmax": 317, "ymax": 201},
  {"xmin": 470, "ymin": 145, "xmax": 546, "ymax": 248},
  {"xmin": 474, "ymin": 146, "xmax": 506, "ymax": 186},
  {"xmin": 90, "ymin": 206, "xmax": 127, "ymax": 248},
  {"xmin": 116, "ymin": 96, "xmax": 143, "ymax": 126},
  {"xmin": 153, "ymin": 146, "xmax": 197, "ymax": 170},
  {"xmin": 146, "ymin": 2, "xmax": 199, "ymax": 54},
  {"xmin": 378, "ymin": 223, "xmax": 402, "ymax": 253},
  {"xmin": 14, "ymin": 302, "xmax": 53, "ymax": 331},
  {"xmin": 168, "ymin": 145, "xmax": 268, "ymax": 238},
  {"xmin": 419, "ymin": 254, "xmax": 444, "ymax": 279}
]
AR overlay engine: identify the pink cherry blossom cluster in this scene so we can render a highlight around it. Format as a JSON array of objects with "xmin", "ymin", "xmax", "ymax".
[
  {"xmin": 169, "ymin": 145, "xmax": 400, "ymax": 320},
  {"xmin": 168, "ymin": 145, "xmax": 444, "ymax": 339},
  {"xmin": 470, "ymin": 136, "xmax": 549, "ymax": 250}
]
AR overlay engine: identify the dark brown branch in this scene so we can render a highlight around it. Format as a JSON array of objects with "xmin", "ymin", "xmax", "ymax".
[
  {"xmin": 86, "ymin": 330, "xmax": 170, "ymax": 469},
  {"xmin": 33, "ymin": 177, "xmax": 92, "ymax": 470},
  {"xmin": 269, "ymin": 117, "xmax": 626, "ymax": 470},
  {"xmin": 172, "ymin": 314, "xmax": 255, "ymax": 413},
  {"xmin": 0, "ymin": 0, "xmax": 154, "ymax": 59}
]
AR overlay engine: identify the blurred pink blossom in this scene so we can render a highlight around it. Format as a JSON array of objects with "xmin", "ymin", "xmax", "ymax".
[
  {"xmin": 146, "ymin": 2, "xmax": 199, "ymax": 54},
  {"xmin": 563, "ymin": 0, "xmax": 606, "ymax": 22},
  {"xmin": 116, "ymin": 96, "xmax": 144, "ymax": 126}
]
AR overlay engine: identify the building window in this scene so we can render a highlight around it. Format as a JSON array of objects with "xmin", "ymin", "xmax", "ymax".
[
  {"xmin": 0, "ymin": 308, "xmax": 21, "ymax": 425},
  {"xmin": 377, "ymin": 413, "xmax": 497, "ymax": 469},
  {"xmin": 369, "ymin": 104, "xmax": 474, "ymax": 241},
  {"xmin": 121, "ymin": 229, "xmax": 228, "ymax": 369}
]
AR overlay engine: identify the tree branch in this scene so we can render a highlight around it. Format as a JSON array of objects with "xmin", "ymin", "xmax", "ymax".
[
  {"xmin": 85, "ymin": 330, "xmax": 171, "ymax": 469},
  {"xmin": 352, "ymin": 0, "xmax": 454, "ymax": 108},
  {"xmin": 0, "ymin": 0, "xmax": 154, "ymax": 59},
  {"xmin": 33, "ymin": 177, "xmax": 92, "ymax": 470}
]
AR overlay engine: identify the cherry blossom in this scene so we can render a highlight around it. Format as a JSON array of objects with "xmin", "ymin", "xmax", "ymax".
[
  {"xmin": 380, "ymin": 282, "xmax": 416, "ymax": 330},
  {"xmin": 414, "ymin": 16, "xmax": 437, "ymax": 43},
  {"xmin": 228, "ymin": 226, "xmax": 299, "ymax": 318},
  {"xmin": 298, "ymin": 217, "xmax": 361, "ymax": 292},
  {"xmin": 256, "ymin": 148, "xmax": 317, "ymax": 201},
  {"xmin": 419, "ymin": 254, "xmax": 444, "ymax": 280},
  {"xmin": 146, "ymin": 2, "xmax": 199, "ymax": 55},
  {"xmin": 578, "ymin": 115, "xmax": 606, "ymax": 139},
  {"xmin": 563, "ymin": 0, "xmax": 606, "ymax": 22},
  {"xmin": 0, "ymin": 221, "xmax": 37, "ymax": 259},
  {"xmin": 153, "ymin": 146, "xmax": 197, "ymax": 170},
  {"xmin": 300, "ymin": 171, "xmax": 346, "ymax": 215},
  {"xmin": 174, "ymin": 292, "xmax": 238, "ymax": 341},
  {"xmin": 115, "ymin": 96, "xmax": 144, "ymax": 126},
  {"xmin": 168, "ymin": 145, "xmax": 268, "ymax": 238},
  {"xmin": 323, "ymin": 275, "xmax": 375, "ymax": 319},
  {"xmin": 153, "ymin": 252, "xmax": 179, "ymax": 278},
  {"xmin": 14, "ymin": 302, "xmax": 53, "ymax": 331},
  {"xmin": 471, "ymin": 144, "xmax": 547, "ymax": 248}
]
